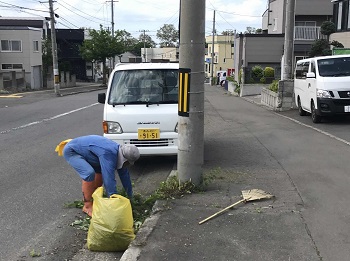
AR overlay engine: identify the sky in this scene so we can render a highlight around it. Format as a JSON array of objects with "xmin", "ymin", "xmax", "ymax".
[{"xmin": 1, "ymin": 0, "xmax": 267, "ymax": 44}]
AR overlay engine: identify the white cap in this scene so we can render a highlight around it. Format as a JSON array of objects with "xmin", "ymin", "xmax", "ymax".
[{"xmin": 117, "ymin": 144, "xmax": 140, "ymax": 169}]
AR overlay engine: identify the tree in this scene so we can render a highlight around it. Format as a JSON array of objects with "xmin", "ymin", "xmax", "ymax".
[
  {"xmin": 156, "ymin": 24, "xmax": 179, "ymax": 47},
  {"xmin": 245, "ymin": 27, "xmax": 256, "ymax": 34},
  {"xmin": 80, "ymin": 25, "xmax": 127, "ymax": 84},
  {"xmin": 221, "ymin": 30, "xmax": 234, "ymax": 35},
  {"xmin": 127, "ymin": 34, "xmax": 156, "ymax": 56},
  {"xmin": 309, "ymin": 21, "xmax": 343, "ymax": 57}
]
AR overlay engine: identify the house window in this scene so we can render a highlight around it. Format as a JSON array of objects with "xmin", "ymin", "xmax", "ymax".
[
  {"xmin": 33, "ymin": 41, "xmax": 39, "ymax": 52},
  {"xmin": 273, "ymin": 18, "xmax": 278, "ymax": 31},
  {"xmin": 2, "ymin": 64, "xmax": 23, "ymax": 70},
  {"xmin": 338, "ymin": 2, "xmax": 343, "ymax": 30},
  {"xmin": 295, "ymin": 21, "xmax": 316, "ymax": 27},
  {"xmin": 1, "ymin": 40, "xmax": 22, "ymax": 52}
]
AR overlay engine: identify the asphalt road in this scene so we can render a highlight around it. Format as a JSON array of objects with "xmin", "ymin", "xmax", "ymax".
[{"xmin": 0, "ymin": 90, "xmax": 175, "ymax": 260}]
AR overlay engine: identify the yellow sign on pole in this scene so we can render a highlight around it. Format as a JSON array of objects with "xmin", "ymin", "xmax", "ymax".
[{"xmin": 178, "ymin": 68, "xmax": 191, "ymax": 117}]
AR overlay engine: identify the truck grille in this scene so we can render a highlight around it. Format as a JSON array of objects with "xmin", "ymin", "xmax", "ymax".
[
  {"xmin": 129, "ymin": 139, "xmax": 174, "ymax": 147},
  {"xmin": 338, "ymin": 91, "xmax": 350, "ymax": 98}
]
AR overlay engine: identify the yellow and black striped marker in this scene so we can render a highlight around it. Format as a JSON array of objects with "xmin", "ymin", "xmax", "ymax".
[{"xmin": 178, "ymin": 68, "xmax": 191, "ymax": 117}]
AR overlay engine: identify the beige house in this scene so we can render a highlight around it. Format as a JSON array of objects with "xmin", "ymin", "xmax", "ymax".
[{"xmin": 205, "ymin": 34, "xmax": 234, "ymax": 79}]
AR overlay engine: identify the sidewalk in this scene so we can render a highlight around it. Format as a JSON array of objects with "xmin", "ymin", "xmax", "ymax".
[
  {"xmin": 118, "ymin": 85, "xmax": 319, "ymax": 261},
  {"xmin": 47, "ymin": 82, "xmax": 106, "ymax": 96}
]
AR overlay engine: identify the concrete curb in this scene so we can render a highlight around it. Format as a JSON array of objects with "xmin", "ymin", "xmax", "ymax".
[
  {"xmin": 120, "ymin": 203, "xmax": 163, "ymax": 261},
  {"xmin": 120, "ymin": 170, "xmax": 177, "ymax": 261},
  {"xmin": 60, "ymin": 86, "xmax": 106, "ymax": 96}
]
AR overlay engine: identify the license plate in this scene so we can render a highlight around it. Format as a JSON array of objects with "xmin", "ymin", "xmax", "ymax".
[
  {"xmin": 138, "ymin": 128, "xmax": 160, "ymax": 140},
  {"xmin": 345, "ymin": 106, "xmax": 350, "ymax": 112}
]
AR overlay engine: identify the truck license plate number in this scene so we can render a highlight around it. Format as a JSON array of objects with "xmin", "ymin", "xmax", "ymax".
[{"xmin": 138, "ymin": 128, "xmax": 160, "ymax": 140}]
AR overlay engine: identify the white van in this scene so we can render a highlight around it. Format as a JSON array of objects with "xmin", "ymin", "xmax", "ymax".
[
  {"xmin": 98, "ymin": 63, "xmax": 179, "ymax": 155},
  {"xmin": 294, "ymin": 54, "xmax": 350, "ymax": 123}
]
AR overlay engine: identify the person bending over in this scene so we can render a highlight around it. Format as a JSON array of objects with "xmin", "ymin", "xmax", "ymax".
[{"xmin": 63, "ymin": 135, "xmax": 140, "ymax": 216}]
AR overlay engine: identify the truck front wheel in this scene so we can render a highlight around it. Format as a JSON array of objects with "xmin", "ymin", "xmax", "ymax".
[{"xmin": 311, "ymin": 101, "xmax": 321, "ymax": 123}]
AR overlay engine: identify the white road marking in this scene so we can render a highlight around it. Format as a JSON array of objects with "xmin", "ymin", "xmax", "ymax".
[
  {"xmin": 276, "ymin": 113, "xmax": 350, "ymax": 146},
  {"xmin": 0, "ymin": 103, "xmax": 99, "ymax": 134}
]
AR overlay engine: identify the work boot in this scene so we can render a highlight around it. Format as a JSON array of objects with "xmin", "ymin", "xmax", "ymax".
[{"xmin": 82, "ymin": 180, "xmax": 96, "ymax": 217}]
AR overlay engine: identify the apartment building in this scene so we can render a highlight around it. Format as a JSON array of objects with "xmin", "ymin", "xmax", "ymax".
[
  {"xmin": 204, "ymin": 34, "xmax": 235, "ymax": 79},
  {"xmin": 234, "ymin": 0, "xmax": 333, "ymax": 82},
  {"xmin": 262, "ymin": 0, "xmax": 332, "ymax": 61}
]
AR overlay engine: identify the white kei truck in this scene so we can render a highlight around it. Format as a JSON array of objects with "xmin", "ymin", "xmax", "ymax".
[
  {"xmin": 294, "ymin": 54, "xmax": 350, "ymax": 123},
  {"xmin": 98, "ymin": 63, "xmax": 179, "ymax": 155}
]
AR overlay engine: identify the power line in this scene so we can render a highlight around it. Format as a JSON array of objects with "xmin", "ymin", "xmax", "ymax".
[
  {"xmin": 59, "ymin": 0, "xmax": 106, "ymax": 23},
  {"xmin": 0, "ymin": 1, "xmax": 49, "ymax": 13},
  {"xmin": 207, "ymin": 7, "xmax": 262, "ymax": 18},
  {"xmin": 55, "ymin": 2, "xmax": 104, "ymax": 24}
]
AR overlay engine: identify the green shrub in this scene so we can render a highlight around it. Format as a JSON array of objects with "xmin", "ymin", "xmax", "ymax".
[
  {"xmin": 252, "ymin": 65, "xmax": 264, "ymax": 79},
  {"xmin": 269, "ymin": 80, "xmax": 279, "ymax": 93},
  {"xmin": 264, "ymin": 67, "xmax": 275, "ymax": 77},
  {"xmin": 260, "ymin": 77, "xmax": 266, "ymax": 84},
  {"xmin": 234, "ymin": 82, "xmax": 240, "ymax": 93},
  {"xmin": 226, "ymin": 76, "xmax": 235, "ymax": 82}
]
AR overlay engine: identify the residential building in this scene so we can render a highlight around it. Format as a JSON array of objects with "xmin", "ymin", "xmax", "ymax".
[
  {"xmin": 234, "ymin": 0, "xmax": 333, "ymax": 83},
  {"xmin": 0, "ymin": 17, "xmax": 47, "ymax": 89},
  {"xmin": 115, "ymin": 52, "xmax": 141, "ymax": 63},
  {"xmin": 205, "ymin": 34, "xmax": 234, "ymax": 79},
  {"xmin": 330, "ymin": 0, "xmax": 350, "ymax": 47},
  {"xmin": 0, "ymin": 26, "xmax": 42, "ymax": 89},
  {"xmin": 141, "ymin": 47, "xmax": 179, "ymax": 63},
  {"xmin": 49, "ymin": 29, "xmax": 87, "ymax": 81},
  {"xmin": 262, "ymin": 0, "xmax": 332, "ymax": 62}
]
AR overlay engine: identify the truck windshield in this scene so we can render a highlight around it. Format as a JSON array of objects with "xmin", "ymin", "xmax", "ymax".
[
  {"xmin": 318, "ymin": 57, "xmax": 350, "ymax": 77},
  {"xmin": 108, "ymin": 69, "xmax": 178, "ymax": 105}
]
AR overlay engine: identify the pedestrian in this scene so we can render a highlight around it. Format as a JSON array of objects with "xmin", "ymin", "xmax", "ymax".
[{"xmin": 62, "ymin": 135, "xmax": 140, "ymax": 217}]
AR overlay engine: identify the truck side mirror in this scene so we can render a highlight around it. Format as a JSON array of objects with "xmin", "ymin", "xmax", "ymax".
[
  {"xmin": 306, "ymin": 72, "xmax": 316, "ymax": 78},
  {"xmin": 98, "ymin": 93, "xmax": 106, "ymax": 104}
]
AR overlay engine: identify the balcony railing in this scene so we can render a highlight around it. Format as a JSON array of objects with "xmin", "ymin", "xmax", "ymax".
[{"xmin": 294, "ymin": 26, "xmax": 327, "ymax": 40}]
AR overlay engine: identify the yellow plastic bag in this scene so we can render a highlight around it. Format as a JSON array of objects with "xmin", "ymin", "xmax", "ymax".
[
  {"xmin": 87, "ymin": 187, "xmax": 135, "ymax": 252},
  {"xmin": 55, "ymin": 139, "xmax": 72, "ymax": 156}
]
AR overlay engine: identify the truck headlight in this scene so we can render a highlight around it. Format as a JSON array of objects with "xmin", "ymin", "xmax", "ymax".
[
  {"xmin": 316, "ymin": 89, "xmax": 332, "ymax": 98},
  {"xmin": 103, "ymin": 121, "xmax": 123, "ymax": 134}
]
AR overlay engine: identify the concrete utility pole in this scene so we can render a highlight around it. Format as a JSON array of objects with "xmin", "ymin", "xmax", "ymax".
[
  {"xmin": 107, "ymin": 0, "xmax": 118, "ymax": 67},
  {"xmin": 178, "ymin": 0, "xmax": 205, "ymax": 185},
  {"xmin": 283, "ymin": 0, "xmax": 296, "ymax": 80},
  {"xmin": 111, "ymin": 0, "xmax": 115, "ymax": 67},
  {"xmin": 140, "ymin": 29, "xmax": 149, "ymax": 62},
  {"xmin": 49, "ymin": 0, "xmax": 60, "ymax": 96},
  {"xmin": 210, "ymin": 10, "xmax": 216, "ymax": 85}
]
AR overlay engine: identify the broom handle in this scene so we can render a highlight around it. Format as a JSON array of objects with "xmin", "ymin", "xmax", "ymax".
[{"xmin": 198, "ymin": 198, "xmax": 246, "ymax": 225}]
